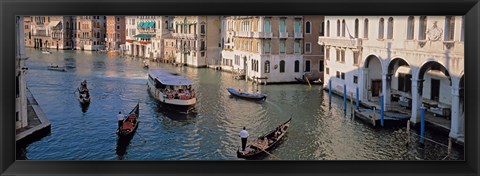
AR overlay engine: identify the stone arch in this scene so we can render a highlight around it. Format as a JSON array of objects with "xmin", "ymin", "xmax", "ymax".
[
  {"xmin": 417, "ymin": 60, "xmax": 452, "ymax": 107},
  {"xmin": 364, "ymin": 55, "xmax": 384, "ymax": 100},
  {"xmin": 388, "ymin": 57, "xmax": 412, "ymax": 93}
]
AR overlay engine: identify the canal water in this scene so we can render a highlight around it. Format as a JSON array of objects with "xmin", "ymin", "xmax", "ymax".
[{"xmin": 17, "ymin": 48, "xmax": 464, "ymax": 160}]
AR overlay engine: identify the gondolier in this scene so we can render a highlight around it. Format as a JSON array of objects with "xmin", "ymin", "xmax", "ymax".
[
  {"xmin": 239, "ymin": 127, "xmax": 249, "ymax": 151},
  {"xmin": 117, "ymin": 112, "xmax": 125, "ymax": 128}
]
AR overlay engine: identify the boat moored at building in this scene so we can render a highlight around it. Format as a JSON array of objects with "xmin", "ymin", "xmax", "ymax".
[{"xmin": 147, "ymin": 68, "xmax": 197, "ymax": 109}]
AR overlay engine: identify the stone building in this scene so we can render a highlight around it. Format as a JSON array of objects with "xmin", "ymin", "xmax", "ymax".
[
  {"xmin": 16, "ymin": 16, "xmax": 28, "ymax": 129},
  {"xmin": 74, "ymin": 16, "xmax": 106, "ymax": 51},
  {"xmin": 106, "ymin": 16, "xmax": 126, "ymax": 51},
  {"xmin": 172, "ymin": 16, "xmax": 221, "ymax": 67},
  {"xmin": 28, "ymin": 16, "xmax": 74, "ymax": 50},
  {"xmin": 125, "ymin": 16, "xmax": 171, "ymax": 59},
  {"xmin": 318, "ymin": 16, "xmax": 464, "ymax": 140},
  {"xmin": 303, "ymin": 16, "xmax": 325, "ymax": 82},
  {"xmin": 221, "ymin": 16, "xmax": 313, "ymax": 83}
]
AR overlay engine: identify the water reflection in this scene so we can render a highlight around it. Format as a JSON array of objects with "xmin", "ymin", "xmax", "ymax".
[{"xmin": 19, "ymin": 48, "xmax": 464, "ymax": 160}]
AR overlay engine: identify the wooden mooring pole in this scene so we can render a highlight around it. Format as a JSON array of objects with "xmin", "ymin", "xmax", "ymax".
[
  {"xmin": 350, "ymin": 92, "xmax": 354, "ymax": 118},
  {"xmin": 406, "ymin": 120, "xmax": 410, "ymax": 146},
  {"xmin": 372, "ymin": 107, "xmax": 376, "ymax": 127},
  {"xmin": 448, "ymin": 137, "xmax": 452, "ymax": 160}
]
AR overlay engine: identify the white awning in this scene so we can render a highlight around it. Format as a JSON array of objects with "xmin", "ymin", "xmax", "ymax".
[{"xmin": 49, "ymin": 21, "xmax": 61, "ymax": 28}]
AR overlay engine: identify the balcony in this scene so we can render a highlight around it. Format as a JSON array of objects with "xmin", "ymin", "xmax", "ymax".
[
  {"xmin": 294, "ymin": 32, "xmax": 303, "ymax": 38},
  {"xmin": 253, "ymin": 32, "xmax": 273, "ymax": 38},
  {"xmin": 317, "ymin": 37, "xmax": 362, "ymax": 49},
  {"xmin": 279, "ymin": 32, "xmax": 288, "ymax": 38},
  {"xmin": 237, "ymin": 31, "xmax": 253, "ymax": 38}
]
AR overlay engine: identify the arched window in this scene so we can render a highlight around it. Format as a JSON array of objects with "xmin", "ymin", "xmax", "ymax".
[
  {"xmin": 294, "ymin": 60, "xmax": 299, "ymax": 72},
  {"xmin": 280, "ymin": 60, "xmax": 285, "ymax": 73},
  {"xmin": 407, "ymin": 16, "xmax": 415, "ymax": 40},
  {"xmin": 419, "ymin": 16, "xmax": 427, "ymax": 40},
  {"xmin": 354, "ymin": 19, "xmax": 359, "ymax": 38},
  {"xmin": 326, "ymin": 21, "xmax": 330, "ymax": 37},
  {"xmin": 336, "ymin": 20, "xmax": 340, "ymax": 36},
  {"xmin": 445, "ymin": 16, "xmax": 455, "ymax": 41},
  {"xmin": 342, "ymin": 20, "xmax": 346, "ymax": 37},
  {"xmin": 305, "ymin": 21, "xmax": 311, "ymax": 34},
  {"xmin": 97, "ymin": 32, "xmax": 100, "ymax": 38},
  {"xmin": 265, "ymin": 60, "xmax": 270, "ymax": 73},
  {"xmin": 378, "ymin": 18, "xmax": 384, "ymax": 39},
  {"xmin": 387, "ymin": 17, "xmax": 394, "ymax": 39},
  {"xmin": 320, "ymin": 22, "xmax": 324, "ymax": 36},
  {"xmin": 364, "ymin": 19, "xmax": 369, "ymax": 38}
]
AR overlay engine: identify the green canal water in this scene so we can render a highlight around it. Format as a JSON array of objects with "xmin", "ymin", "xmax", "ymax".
[{"xmin": 17, "ymin": 48, "xmax": 464, "ymax": 160}]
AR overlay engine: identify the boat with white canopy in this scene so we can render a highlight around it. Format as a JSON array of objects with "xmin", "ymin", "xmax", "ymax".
[{"xmin": 147, "ymin": 68, "xmax": 197, "ymax": 109}]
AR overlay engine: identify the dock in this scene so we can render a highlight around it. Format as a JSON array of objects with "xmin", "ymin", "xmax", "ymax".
[{"xmin": 16, "ymin": 88, "xmax": 51, "ymax": 145}]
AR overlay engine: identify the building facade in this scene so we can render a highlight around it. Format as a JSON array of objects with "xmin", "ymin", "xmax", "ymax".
[
  {"xmin": 172, "ymin": 16, "xmax": 221, "ymax": 67},
  {"xmin": 125, "ymin": 16, "xmax": 171, "ymax": 59},
  {"xmin": 74, "ymin": 16, "xmax": 106, "ymax": 51},
  {"xmin": 318, "ymin": 16, "xmax": 464, "ymax": 139},
  {"xmin": 303, "ymin": 16, "xmax": 325, "ymax": 82},
  {"xmin": 163, "ymin": 36, "xmax": 176, "ymax": 62},
  {"xmin": 221, "ymin": 16, "xmax": 307, "ymax": 83},
  {"xmin": 16, "ymin": 16, "xmax": 28, "ymax": 129},
  {"xmin": 106, "ymin": 16, "xmax": 126, "ymax": 51}
]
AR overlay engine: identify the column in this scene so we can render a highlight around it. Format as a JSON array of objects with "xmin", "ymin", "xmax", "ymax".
[
  {"xmin": 410, "ymin": 78, "xmax": 423, "ymax": 123},
  {"xmin": 449, "ymin": 86, "xmax": 463, "ymax": 138},
  {"xmin": 362, "ymin": 68, "xmax": 369, "ymax": 101},
  {"xmin": 382, "ymin": 73, "xmax": 391, "ymax": 108}
]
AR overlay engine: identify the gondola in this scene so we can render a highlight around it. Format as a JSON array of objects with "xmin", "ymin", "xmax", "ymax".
[
  {"xmin": 226, "ymin": 88, "xmax": 266, "ymax": 101},
  {"xmin": 47, "ymin": 65, "xmax": 67, "ymax": 72},
  {"xmin": 237, "ymin": 117, "xmax": 292, "ymax": 159},
  {"xmin": 294, "ymin": 77, "xmax": 322, "ymax": 85},
  {"xmin": 117, "ymin": 103, "xmax": 140, "ymax": 138},
  {"xmin": 77, "ymin": 84, "xmax": 91, "ymax": 104}
]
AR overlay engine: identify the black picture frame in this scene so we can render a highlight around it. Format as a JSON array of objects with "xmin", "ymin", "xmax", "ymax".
[{"xmin": 1, "ymin": 0, "xmax": 478, "ymax": 175}]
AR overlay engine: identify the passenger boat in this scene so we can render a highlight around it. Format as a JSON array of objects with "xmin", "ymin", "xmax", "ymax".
[
  {"xmin": 47, "ymin": 65, "xmax": 66, "ymax": 72},
  {"xmin": 117, "ymin": 103, "xmax": 140, "ymax": 138},
  {"xmin": 237, "ymin": 117, "xmax": 292, "ymax": 159},
  {"xmin": 77, "ymin": 84, "xmax": 90, "ymax": 104},
  {"xmin": 226, "ymin": 88, "xmax": 266, "ymax": 101},
  {"xmin": 42, "ymin": 50, "xmax": 51, "ymax": 54},
  {"xmin": 147, "ymin": 68, "xmax": 197, "ymax": 109}
]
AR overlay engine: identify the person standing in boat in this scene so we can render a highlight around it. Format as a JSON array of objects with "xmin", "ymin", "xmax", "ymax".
[
  {"xmin": 239, "ymin": 127, "xmax": 249, "ymax": 151},
  {"xmin": 117, "ymin": 112, "xmax": 125, "ymax": 129}
]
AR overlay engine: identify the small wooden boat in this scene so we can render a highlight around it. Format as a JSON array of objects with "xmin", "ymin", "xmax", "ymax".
[
  {"xmin": 226, "ymin": 88, "xmax": 266, "ymax": 101},
  {"xmin": 294, "ymin": 77, "xmax": 322, "ymax": 85},
  {"xmin": 77, "ymin": 86, "xmax": 91, "ymax": 104},
  {"xmin": 117, "ymin": 103, "xmax": 140, "ymax": 138},
  {"xmin": 47, "ymin": 65, "xmax": 66, "ymax": 72},
  {"xmin": 237, "ymin": 117, "xmax": 292, "ymax": 159}
]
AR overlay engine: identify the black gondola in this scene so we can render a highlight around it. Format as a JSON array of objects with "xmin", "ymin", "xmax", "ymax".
[
  {"xmin": 226, "ymin": 88, "xmax": 266, "ymax": 101},
  {"xmin": 294, "ymin": 77, "xmax": 322, "ymax": 85},
  {"xmin": 117, "ymin": 103, "xmax": 140, "ymax": 138},
  {"xmin": 77, "ymin": 85, "xmax": 91, "ymax": 104},
  {"xmin": 237, "ymin": 117, "xmax": 292, "ymax": 159}
]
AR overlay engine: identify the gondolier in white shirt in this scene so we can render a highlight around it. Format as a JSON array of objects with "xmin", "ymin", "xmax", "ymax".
[
  {"xmin": 117, "ymin": 112, "xmax": 125, "ymax": 129},
  {"xmin": 239, "ymin": 127, "xmax": 249, "ymax": 151}
]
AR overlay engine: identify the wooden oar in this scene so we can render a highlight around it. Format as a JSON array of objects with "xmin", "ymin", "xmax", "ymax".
[
  {"xmin": 258, "ymin": 147, "xmax": 281, "ymax": 160},
  {"xmin": 251, "ymin": 144, "xmax": 281, "ymax": 160}
]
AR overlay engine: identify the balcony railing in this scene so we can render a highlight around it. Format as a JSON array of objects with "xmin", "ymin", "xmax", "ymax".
[
  {"xmin": 294, "ymin": 32, "xmax": 303, "ymax": 38},
  {"xmin": 279, "ymin": 32, "xmax": 288, "ymax": 38},
  {"xmin": 253, "ymin": 32, "xmax": 273, "ymax": 38},
  {"xmin": 237, "ymin": 31, "xmax": 253, "ymax": 38},
  {"xmin": 317, "ymin": 37, "xmax": 362, "ymax": 49}
]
